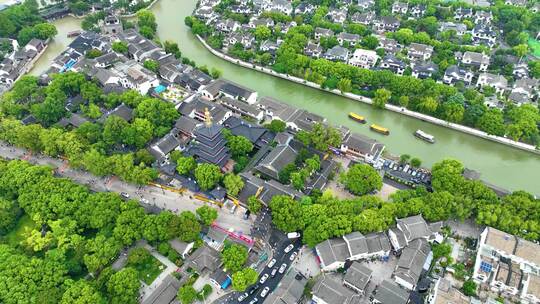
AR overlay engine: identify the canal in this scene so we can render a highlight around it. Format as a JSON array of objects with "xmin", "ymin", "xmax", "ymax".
[{"xmin": 25, "ymin": 0, "xmax": 540, "ymax": 193}]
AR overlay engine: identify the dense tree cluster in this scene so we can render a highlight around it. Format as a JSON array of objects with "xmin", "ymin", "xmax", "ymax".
[
  {"xmin": 0, "ymin": 159, "xmax": 202, "ymax": 303},
  {"xmin": 0, "ymin": 73, "xmax": 182, "ymax": 184},
  {"xmin": 269, "ymin": 158, "xmax": 540, "ymax": 247},
  {"xmin": 0, "ymin": 0, "xmax": 57, "ymax": 45}
]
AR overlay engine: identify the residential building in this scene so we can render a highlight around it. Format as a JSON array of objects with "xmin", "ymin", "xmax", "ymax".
[
  {"xmin": 269, "ymin": 0, "xmax": 292, "ymax": 15},
  {"xmin": 324, "ymin": 45, "xmax": 350, "ymax": 62},
  {"xmin": 340, "ymin": 132, "xmax": 385, "ymax": 162},
  {"xmin": 200, "ymin": 79, "xmax": 258, "ymax": 104},
  {"xmin": 314, "ymin": 27, "xmax": 334, "ymax": 40},
  {"xmin": 471, "ymin": 24, "xmax": 497, "ymax": 47},
  {"xmin": 187, "ymin": 245, "xmax": 221, "ymax": 274},
  {"xmin": 305, "ymin": 42, "xmax": 323, "ymax": 58},
  {"xmin": 374, "ymin": 16, "xmax": 400, "ymax": 32},
  {"xmin": 410, "ymin": 4, "xmax": 426, "ymax": 17},
  {"xmin": 257, "ymin": 96, "xmax": 324, "ymax": 132},
  {"xmin": 393, "ymin": 238, "xmax": 431, "ymax": 290},
  {"xmin": 426, "ymin": 278, "xmax": 471, "ymax": 304},
  {"xmin": 474, "ymin": 10, "xmax": 493, "ymax": 23},
  {"xmin": 312, "ymin": 274, "xmax": 361, "ymax": 304},
  {"xmin": 295, "ymin": 2, "xmax": 316, "ymax": 14},
  {"xmin": 216, "ymin": 18, "xmax": 241, "ymax": 32},
  {"xmin": 327, "ymin": 7, "xmax": 347, "ymax": 24},
  {"xmin": 255, "ymin": 136, "xmax": 299, "ymax": 180},
  {"xmin": 439, "ymin": 22, "xmax": 467, "ymax": 36},
  {"xmin": 315, "ymin": 238, "xmax": 350, "ymax": 272},
  {"xmin": 461, "ymin": 51, "xmax": 490, "ymax": 71},
  {"xmin": 343, "ymin": 262, "xmax": 373, "ymax": 295},
  {"xmin": 443, "ymin": 65, "xmax": 474, "ymax": 85},
  {"xmin": 408, "ymin": 43, "xmax": 434, "ymax": 61},
  {"xmin": 388, "ymin": 215, "xmax": 442, "ymax": 251},
  {"xmin": 141, "ymin": 274, "xmax": 181, "ymax": 304},
  {"xmin": 357, "ymin": 0, "xmax": 374, "ymax": 10},
  {"xmin": 412, "ymin": 62, "xmax": 438, "ymax": 79},
  {"xmin": 337, "ymin": 32, "xmax": 360, "ymax": 46},
  {"xmin": 380, "ymin": 55, "xmax": 406, "ymax": 75},
  {"xmin": 168, "ymin": 239, "xmax": 195, "ymax": 259},
  {"xmin": 378, "ymin": 37, "xmax": 400, "ymax": 54},
  {"xmin": 219, "ymin": 96, "xmax": 264, "ymax": 121},
  {"xmin": 477, "ymin": 73, "xmax": 507, "ymax": 94},
  {"xmin": 454, "ymin": 7, "xmax": 473, "ymax": 20},
  {"xmin": 118, "ymin": 28, "xmax": 161, "ymax": 62},
  {"xmin": 348, "ymin": 49, "xmax": 379, "ymax": 69},
  {"xmin": 112, "ymin": 60, "xmax": 159, "ymax": 95},
  {"xmin": 372, "ymin": 279, "xmax": 410, "ymax": 304},
  {"xmin": 222, "ymin": 116, "xmax": 275, "ymax": 148},
  {"xmin": 263, "ymin": 268, "xmax": 307, "ymax": 304},
  {"xmin": 472, "ymin": 227, "xmax": 540, "ymax": 303},
  {"xmin": 351, "ymin": 11, "xmax": 375, "ymax": 25},
  {"xmin": 102, "ymin": 14, "xmax": 123, "ymax": 35},
  {"xmin": 392, "ymin": 2, "xmax": 408, "ymax": 14}
]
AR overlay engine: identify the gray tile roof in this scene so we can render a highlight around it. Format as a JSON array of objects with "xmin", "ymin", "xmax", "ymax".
[
  {"xmin": 343, "ymin": 232, "xmax": 369, "ymax": 257},
  {"xmin": 373, "ymin": 279, "xmax": 410, "ymax": 304},
  {"xmin": 312, "ymin": 275, "xmax": 361, "ymax": 304},
  {"xmin": 263, "ymin": 269, "xmax": 307, "ymax": 304},
  {"xmin": 316, "ymin": 238, "xmax": 350, "ymax": 268},
  {"xmin": 255, "ymin": 143, "xmax": 298, "ymax": 180},
  {"xmin": 393, "ymin": 238, "xmax": 430, "ymax": 288},
  {"xmin": 344, "ymin": 262, "xmax": 372, "ymax": 293},
  {"xmin": 141, "ymin": 274, "xmax": 181, "ymax": 304}
]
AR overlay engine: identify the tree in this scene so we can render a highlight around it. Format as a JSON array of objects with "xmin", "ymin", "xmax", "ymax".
[
  {"xmin": 174, "ymin": 211, "xmax": 201, "ymax": 242},
  {"xmin": 254, "ymin": 25, "xmax": 271, "ymax": 41},
  {"xmin": 221, "ymin": 244, "xmax": 248, "ymax": 273},
  {"xmin": 137, "ymin": 9, "xmax": 157, "ymax": 32},
  {"xmin": 0, "ymin": 199, "xmax": 20, "ymax": 235},
  {"xmin": 372, "ymin": 88, "xmax": 391, "ymax": 109},
  {"xmin": 61, "ymin": 280, "xmax": 105, "ymax": 304},
  {"xmin": 102, "ymin": 115, "xmax": 129, "ymax": 146},
  {"xmin": 223, "ymin": 174, "xmax": 244, "ymax": 197},
  {"xmin": 135, "ymin": 98, "xmax": 179, "ymax": 137},
  {"xmin": 112, "ymin": 41, "xmax": 128, "ymax": 54},
  {"xmin": 340, "ymin": 164, "xmax": 382, "ymax": 195},
  {"xmin": 337, "ymin": 78, "xmax": 352, "ymax": 92},
  {"xmin": 232, "ymin": 268, "xmax": 258, "ymax": 291},
  {"xmin": 194, "ymin": 163, "xmax": 223, "ymax": 191},
  {"xmin": 164, "ymin": 40, "xmax": 182, "ymax": 58},
  {"xmin": 107, "ymin": 268, "xmax": 140, "ymax": 304},
  {"xmin": 227, "ymin": 135, "xmax": 253, "ymax": 156},
  {"xmin": 122, "ymin": 118, "xmax": 153, "ymax": 148},
  {"xmin": 265, "ymin": 119, "xmax": 286, "ymax": 133},
  {"xmin": 247, "ymin": 196, "xmax": 262, "ymax": 214},
  {"xmin": 462, "ymin": 280, "xmax": 477, "ymax": 296},
  {"xmin": 127, "ymin": 247, "xmax": 151, "ymax": 266},
  {"xmin": 513, "ymin": 44, "xmax": 528, "ymax": 60},
  {"xmin": 176, "ymin": 156, "xmax": 196, "ymax": 176},
  {"xmin": 400, "ymin": 154, "xmax": 411, "ymax": 164},
  {"xmin": 291, "ymin": 170, "xmax": 307, "ymax": 190},
  {"xmin": 177, "ymin": 285, "xmax": 197, "ymax": 304},
  {"xmin": 476, "ymin": 108, "xmax": 505, "ymax": 136},
  {"xmin": 309, "ymin": 123, "xmax": 341, "ymax": 152},
  {"xmin": 269, "ymin": 195, "xmax": 304, "ymax": 232},
  {"xmin": 210, "ymin": 68, "xmax": 222, "ymax": 79},
  {"xmin": 410, "ymin": 158, "xmax": 422, "ymax": 168},
  {"xmin": 86, "ymin": 49, "xmax": 102, "ymax": 59},
  {"xmin": 196, "ymin": 206, "xmax": 218, "ymax": 226},
  {"xmin": 143, "ymin": 59, "xmax": 159, "ymax": 73},
  {"xmin": 361, "ymin": 35, "xmax": 379, "ymax": 50}
]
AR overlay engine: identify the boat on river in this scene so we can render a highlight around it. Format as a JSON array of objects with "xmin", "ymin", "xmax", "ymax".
[
  {"xmin": 348, "ymin": 112, "xmax": 366, "ymax": 123},
  {"xmin": 414, "ymin": 130, "xmax": 435, "ymax": 143},
  {"xmin": 370, "ymin": 124, "xmax": 390, "ymax": 135},
  {"xmin": 67, "ymin": 30, "xmax": 81, "ymax": 37}
]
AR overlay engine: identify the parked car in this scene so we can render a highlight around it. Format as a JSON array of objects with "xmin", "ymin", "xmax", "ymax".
[
  {"xmin": 249, "ymin": 298, "xmax": 258, "ymax": 304},
  {"xmin": 249, "ymin": 284, "xmax": 260, "ymax": 295},
  {"xmin": 238, "ymin": 292, "xmax": 248, "ymax": 302},
  {"xmin": 120, "ymin": 192, "xmax": 130, "ymax": 199},
  {"xmin": 284, "ymin": 244, "xmax": 294, "ymax": 253},
  {"xmin": 279, "ymin": 263, "xmax": 287, "ymax": 274},
  {"xmin": 267, "ymin": 258, "xmax": 276, "ymax": 268},
  {"xmin": 287, "ymin": 232, "xmax": 301, "ymax": 239},
  {"xmin": 271, "ymin": 267, "xmax": 278, "ymax": 277},
  {"xmin": 260, "ymin": 287, "xmax": 270, "ymax": 298},
  {"xmin": 259, "ymin": 273, "xmax": 269, "ymax": 284},
  {"xmin": 289, "ymin": 251, "xmax": 298, "ymax": 261}
]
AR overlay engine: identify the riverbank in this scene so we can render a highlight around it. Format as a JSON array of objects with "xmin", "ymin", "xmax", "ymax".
[{"xmin": 196, "ymin": 35, "xmax": 540, "ymax": 156}]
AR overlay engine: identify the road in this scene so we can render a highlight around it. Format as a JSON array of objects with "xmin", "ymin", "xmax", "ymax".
[
  {"xmin": 0, "ymin": 142, "xmax": 253, "ymax": 234},
  {"xmin": 215, "ymin": 232, "xmax": 303, "ymax": 304}
]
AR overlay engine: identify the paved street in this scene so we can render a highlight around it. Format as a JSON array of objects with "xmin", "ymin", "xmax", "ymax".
[{"xmin": 0, "ymin": 142, "xmax": 253, "ymax": 234}]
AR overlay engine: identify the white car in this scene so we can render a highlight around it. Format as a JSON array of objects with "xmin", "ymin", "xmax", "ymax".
[
  {"xmin": 284, "ymin": 244, "xmax": 294, "ymax": 253},
  {"xmin": 120, "ymin": 192, "xmax": 130, "ymax": 199},
  {"xmin": 279, "ymin": 263, "xmax": 287, "ymax": 274},
  {"xmin": 237, "ymin": 292, "xmax": 248, "ymax": 302},
  {"xmin": 267, "ymin": 258, "xmax": 276, "ymax": 268},
  {"xmin": 260, "ymin": 287, "xmax": 270, "ymax": 298},
  {"xmin": 289, "ymin": 251, "xmax": 298, "ymax": 261},
  {"xmin": 249, "ymin": 298, "xmax": 258, "ymax": 304},
  {"xmin": 271, "ymin": 267, "xmax": 278, "ymax": 277},
  {"xmin": 259, "ymin": 273, "xmax": 269, "ymax": 284}
]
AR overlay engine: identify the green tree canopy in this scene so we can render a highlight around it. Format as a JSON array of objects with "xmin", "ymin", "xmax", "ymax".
[
  {"xmin": 194, "ymin": 163, "xmax": 223, "ymax": 191},
  {"xmin": 340, "ymin": 164, "xmax": 382, "ymax": 195},
  {"xmin": 221, "ymin": 244, "xmax": 248, "ymax": 273}
]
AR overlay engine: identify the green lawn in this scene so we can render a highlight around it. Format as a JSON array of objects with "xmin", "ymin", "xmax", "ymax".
[
  {"xmin": 3, "ymin": 214, "xmax": 35, "ymax": 248},
  {"xmin": 128, "ymin": 249, "xmax": 165, "ymax": 285},
  {"xmin": 529, "ymin": 38, "xmax": 540, "ymax": 58}
]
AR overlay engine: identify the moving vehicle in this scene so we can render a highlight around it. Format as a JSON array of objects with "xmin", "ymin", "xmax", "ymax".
[
  {"xmin": 287, "ymin": 232, "xmax": 301, "ymax": 239},
  {"xmin": 348, "ymin": 112, "xmax": 366, "ymax": 123},
  {"xmin": 289, "ymin": 251, "xmax": 298, "ymax": 261},
  {"xmin": 267, "ymin": 259, "xmax": 276, "ymax": 268},
  {"xmin": 120, "ymin": 192, "xmax": 130, "ymax": 199},
  {"xmin": 271, "ymin": 267, "xmax": 278, "ymax": 277},
  {"xmin": 238, "ymin": 292, "xmax": 248, "ymax": 302},
  {"xmin": 284, "ymin": 244, "xmax": 294, "ymax": 253},
  {"xmin": 279, "ymin": 263, "xmax": 287, "ymax": 274},
  {"xmin": 260, "ymin": 287, "xmax": 270, "ymax": 298},
  {"xmin": 414, "ymin": 129, "xmax": 435, "ymax": 143},
  {"xmin": 259, "ymin": 273, "xmax": 269, "ymax": 284},
  {"xmin": 370, "ymin": 124, "xmax": 390, "ymax": 135}
]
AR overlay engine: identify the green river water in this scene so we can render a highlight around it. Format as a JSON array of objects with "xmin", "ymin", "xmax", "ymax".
[{"xmin": 16, "ymin": 0, "xmax": 540, "ymax": 193}]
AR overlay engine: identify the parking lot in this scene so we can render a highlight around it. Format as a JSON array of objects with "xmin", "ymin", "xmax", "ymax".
[{"xmin": 382, "ymin": 159, "xmax": 432, "ymax": 187}]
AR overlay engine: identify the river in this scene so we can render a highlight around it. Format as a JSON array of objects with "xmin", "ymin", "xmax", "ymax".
[{"xmin": 23, "ymin": 0, "xmax": 540, "ymax": 194}]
